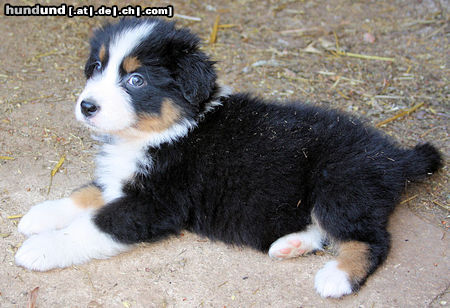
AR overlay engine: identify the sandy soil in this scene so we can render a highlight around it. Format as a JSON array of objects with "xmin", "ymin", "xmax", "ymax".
[{"xmin": 0, "ymin": 0, "xmax": 448, "ymax": 307}]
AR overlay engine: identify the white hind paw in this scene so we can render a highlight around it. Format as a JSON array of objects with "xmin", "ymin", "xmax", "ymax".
[
  {"xmin": 269, "ymin": 225, "xmax": 323, "ymax": 260},
  {"xmin": 314, "ymin": 260, "xmax": 352, "ymax": 298}
]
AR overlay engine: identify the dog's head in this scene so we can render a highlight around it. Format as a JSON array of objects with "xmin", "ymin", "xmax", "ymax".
[{"xmin": 76, "ymin": 18, "xmax": 218, "ymax": 137}]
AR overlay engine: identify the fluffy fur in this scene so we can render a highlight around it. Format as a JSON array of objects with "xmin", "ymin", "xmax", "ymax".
[{"xmin": 16, "ymin": 18, "xmax": 443, "ymax": 298}]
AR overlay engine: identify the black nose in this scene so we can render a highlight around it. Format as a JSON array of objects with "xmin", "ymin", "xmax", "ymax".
[{"xmin": 80, "ymin": 100, "xmax": 99, "ymax": 117}]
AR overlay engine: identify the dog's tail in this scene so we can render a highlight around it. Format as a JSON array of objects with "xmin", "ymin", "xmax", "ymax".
[{"xmin": 403, "ymin": 143, "xmax": 443, "ymax": 181}]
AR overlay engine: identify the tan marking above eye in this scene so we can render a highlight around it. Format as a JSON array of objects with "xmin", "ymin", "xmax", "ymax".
[
  {"xmin": 70, "ymin": 185, "xmax": 104, "ymax": 209},
  {"xmin": 99, "ymin": 44, "xmax": 106, "ymax": 62},
  {"xmin": 123, "ymin": 56, "xmax": 141, "ymax": 73}
]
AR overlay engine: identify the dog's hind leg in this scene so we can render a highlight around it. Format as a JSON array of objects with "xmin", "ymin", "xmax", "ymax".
[
  {"xmin": 314, "ymin": 233, "xmax": 390, "ymax": 298},
  {"xmin": 311, "ymin": 186, "xmax": 392, "ymax": 297},
  {"xmin": 268, "ymin": 223, "xmax": 324, "ymax": 260},
  {"xmin": 311, "ymin": 196, "xmax": 392, "ymax": 298}
]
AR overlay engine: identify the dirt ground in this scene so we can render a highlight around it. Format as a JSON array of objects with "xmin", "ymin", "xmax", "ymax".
[{"xmin": 0, "ymin": 0, "xmax": 449, "ymax": 307}]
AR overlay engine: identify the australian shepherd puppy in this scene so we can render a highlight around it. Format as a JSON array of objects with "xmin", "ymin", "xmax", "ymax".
[{"xmin": 15, "ymin": 18, "xmax": 442, "ymax": 298}]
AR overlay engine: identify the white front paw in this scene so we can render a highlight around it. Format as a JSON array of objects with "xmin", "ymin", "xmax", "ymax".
[
  {"xmin": 16, "ymin": 213, "xmax": 129, "ymax": 271},
  {"xmin": 15, "ymin": 231, "xmax": 69, "ymax": 271},
  {"xmin": 18, "ymin": 198, "xmax": 82, "ymax": 236},
  {"xmin": 314, "ymin": 260, "xmax": 352, "ymax": 298}
]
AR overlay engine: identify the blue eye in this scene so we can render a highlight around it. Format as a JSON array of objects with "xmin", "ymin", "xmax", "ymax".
[
  {"xmin": 127, "ymin": 74, "xmax": 145, "ymax": 87},
  {"xmin": 93, "ymin": 61, "xmax": 102, "ymax": 71}
]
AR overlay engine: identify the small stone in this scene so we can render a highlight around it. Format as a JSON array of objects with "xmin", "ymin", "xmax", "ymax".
[{"xmin": 363, "ymin": 33, "xmax": 376, "ymax": 43}]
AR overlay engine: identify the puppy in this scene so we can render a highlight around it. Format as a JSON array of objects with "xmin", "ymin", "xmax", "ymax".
[{"xmin": 15, "ymin": 18, "xmax": 442, "ymax": 298}]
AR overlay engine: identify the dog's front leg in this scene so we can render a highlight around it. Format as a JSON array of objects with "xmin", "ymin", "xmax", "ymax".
[
  {"xmin": 17, "ymin": 184, "xmax": 104, "ymax": 236},
  {"xmin": 15, "ymin": 210, "xmax": 128, "ymax": 271},
  {"xmin": 16, "ymin": 184, "xmax": 124, "ymax": 271},
  {"xmin": 15, "ymin": 194, "xmax": 180, "ymax": 271}
]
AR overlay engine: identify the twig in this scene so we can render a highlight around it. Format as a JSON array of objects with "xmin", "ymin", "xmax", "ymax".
[
  {"xmin": 420, "ymin": 126, "xmax": 440, "ymax": 138},
  {"xmin": 0, "ymin": 156, "xmax": 15, "ymax": 160},
  {"xmin": 375, "ymin": 95, "xmax": 405, "ymax": 99},
  {"xmin": 336, "ymin": 89, "xmax": 350, "ymax": 99},
  {"xmin": 333, "ymin": 31, "xmax": 340, "ymax": 50},
  {"xmin": 47, "ymin": 154, "xmax": 66, "ymax": 195},
  {"xmin": 339, "ymin": 76, "xmax": 364, "ymax": 84},
  {"xmin": 335, "ymin": 50, "xmax": 395, "ymax": 62},
  {"xmin": 376, "ymin": 102, "xmax": 424, "ymax": 127},
  {"xmin": 28, "ymin": 287, "xmax": 39, "ymax": 308},
  {"xmin": 402, "ymin": 19, "xmax": 446, "ymax": 27},
  {"xmin": 317, "ymin": 71, "xmax": 336, "ymax": 76},
  {"xmin": 7, "ymin": 215, "xmax": 23, "ymax": 219},
  {"xmin": 280, "ymin": 27, "xmax": 325, "ymax": 36},
  {"xmin": 173, "ymin": 14, "xmax": 201, "ymax": 21},
  {"xmin": 424, "ymin": 24, "xmax": 447, "ymax": 39},
  {"xmin": 217, "ymin": 281, "xmax": 228, "ymax": 288},
  {"xmin": 32, "ymin": 49, "xmax": 59, "ymax": 61},
  {"xmin": 5, "ymin": 94, "xmax": 54, "ymax": 105},
  {"xmin": 209, "ymin": 15, "xmax": 220, "ymax": 44},
  {"xmin": 433, "ymin": 200, "xmax": 449, "ymax": 211},
  {"xmin": 51, "ymin": 155, "xmax": 66, "ymax": 177},
  {"xmin": 400, "ymin": 194, "xmax": 418, "ymax": 204},
  {"xmin": 330, "ymin": 76, "xmax": 341, "ymax": 89},
  {"xmin": 218, "ymin": 24, "xmax": 236, "ymax": 29}
]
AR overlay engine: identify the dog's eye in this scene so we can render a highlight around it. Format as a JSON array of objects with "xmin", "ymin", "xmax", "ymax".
[
  {"xmin": 93, "ymin": 61, "xmax": 102, "ymax": 71},
  {"xmin": 127, "ymin": 74, "xmax": 145, "ymax": 87}
]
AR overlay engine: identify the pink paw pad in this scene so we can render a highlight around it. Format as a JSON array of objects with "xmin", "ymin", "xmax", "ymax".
[
  {"xmin": 269, "ymin": 227, "xmax": 323, "ymax": 260},
  {"xmin": 269, "ymin": 238, "xmax": 309, "ymax": 260},
  {"xmin": 289, "ymin": 239, "xmax": 302, "ymax": 248},
  {"xmin": 279, "ymin": 248, "xmax": 292, "ymax": 254}
]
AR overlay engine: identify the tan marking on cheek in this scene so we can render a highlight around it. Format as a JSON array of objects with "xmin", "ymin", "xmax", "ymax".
[
  {"xmin": 135, "ymin": 99, "xmax": 181, "ymax": 133},
  {"xmin": 70, "ymin": 185, "xmax": 104, "ymax": 209},
  {"xmin": 99, "ymin": 44, "xmax": 106, "ymax": 62},
  {"xmin": 123, "ymin": 56, "xmax": 141, "ymax": 73},
  {"xmin": 337, "ymin": 241, "xmax": 370, "ymax": 282}
]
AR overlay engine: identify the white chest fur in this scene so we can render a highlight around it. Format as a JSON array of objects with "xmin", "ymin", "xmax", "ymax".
[
  {"xmin": 95, "ymin": 139, "xmax": 151, "ymax": 203},
  {"xmin": 94, "ymin": 120, "xmax": 196, "ymax": 204}
]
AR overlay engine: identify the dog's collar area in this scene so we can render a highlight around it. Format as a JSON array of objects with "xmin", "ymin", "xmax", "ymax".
[{"xmin": 196, "ymin": 85, "xmax": 232, "ymax": 121}]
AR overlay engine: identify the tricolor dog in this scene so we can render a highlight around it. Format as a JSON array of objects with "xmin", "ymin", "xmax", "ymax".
[{"xmin": 15, "ymin": 18, "xmax": 442, "ymax": 298}]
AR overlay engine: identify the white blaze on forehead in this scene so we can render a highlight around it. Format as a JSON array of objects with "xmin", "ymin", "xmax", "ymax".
[
  {"xmin": 105, "ymin": 22, "xmax": 156, "ymax": 82},
  {"xmin": 76, "ymin": 22, "xmax": 155, "ymax": 133}
]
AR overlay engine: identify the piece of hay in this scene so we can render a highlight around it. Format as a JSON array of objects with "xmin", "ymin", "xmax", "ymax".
[
  {"xmin": 7, "ymin": 215, "xmax": 23, "ymax": 219},
  {"xmin": 28, "ymin": 287, "xmax": 39, "ymax": 308},
  {"xmin": 0, "ymin": 156, "xmax": 15, "ymax": 160},
  {"xmin": 335, "ymin": 50, "xmax": 395, "ymax": 62},
  {"xmin": 209, "ymin": 15, "xmax": 220, "ymax": 44},
  {"xmin": 376, "ymin": 102, "xmax": 424, "ymax": 127},
  {"xmin": 47, "ymin": 154, "xmax": 66, "ymax": 195},
  {"xmin": 400, "ymin": 194, "xmax": 418, "ymax": 204},
  {"xmin": 173, "ymin": 14, "xmax": 201, "ymax": 21}
]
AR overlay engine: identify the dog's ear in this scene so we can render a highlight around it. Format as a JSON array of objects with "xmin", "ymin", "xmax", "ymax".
[
  {"xmin": 165, "ymin": 28, "xmax": 217, "ymax": 107},
  {"xmin": 174, "ymin": 52, "xmax": 217, "ymax": 106}
]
